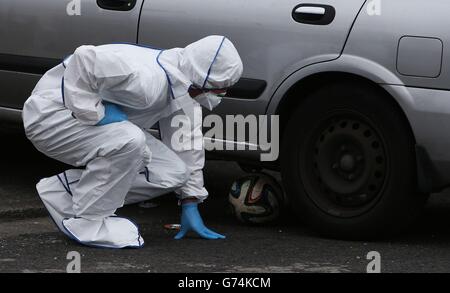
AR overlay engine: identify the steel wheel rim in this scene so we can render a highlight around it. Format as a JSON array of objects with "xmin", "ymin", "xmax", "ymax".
[{"xmin": 300, "ymin": 110, "xmax": 389, "ymax": 218}]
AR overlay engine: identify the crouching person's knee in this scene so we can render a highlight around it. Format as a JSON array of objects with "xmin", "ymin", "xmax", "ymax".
[
  {"xmin": 122, "ymin": 125, "xmax": 146, "ymax": 153},
  {"xmin": 106, "ymin": 122, "xmax": 149, "ymax": 164}
]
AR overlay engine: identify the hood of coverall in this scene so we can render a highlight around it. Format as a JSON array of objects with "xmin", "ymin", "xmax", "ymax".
[
  {"xmin": 157, "ymin": 35, "xmax": 243, "ymax": 110},
  {"xmin": 180, "ymin": 35, "xmax": 243, "ymax": 90}
]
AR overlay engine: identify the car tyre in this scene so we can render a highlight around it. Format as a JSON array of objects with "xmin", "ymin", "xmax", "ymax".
[{"xmin": 281, "ymin": 82, "xmax": 428, "ymax": 239}]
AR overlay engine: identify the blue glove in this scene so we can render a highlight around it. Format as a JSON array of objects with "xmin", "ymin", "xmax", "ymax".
[
  {"xmin": 96, "ymin": 102, "xmax": 128, "ymax": 126},
  {"xmin": 174, "ymin": 202, "xmax": 226, "ymax": 240}
]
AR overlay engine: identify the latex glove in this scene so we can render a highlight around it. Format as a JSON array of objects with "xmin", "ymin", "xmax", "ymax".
[
  {"xmin": 174, "ymin": 202, "xmax": 226, "ymax": 240},
  {"xmin": 96, "ymin": 102, "xmax": 128, "ymax": 126}
]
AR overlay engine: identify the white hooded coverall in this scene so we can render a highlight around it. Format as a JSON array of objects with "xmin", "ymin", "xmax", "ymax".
[{"xmin": 22, "ymin": 36, "xmax": 243, "ymax": 248}]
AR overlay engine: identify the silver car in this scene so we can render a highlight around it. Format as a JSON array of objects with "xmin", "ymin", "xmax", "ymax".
[{"xmin": 0, "ymin": 0, "xmax": 447, "ymax": 239}]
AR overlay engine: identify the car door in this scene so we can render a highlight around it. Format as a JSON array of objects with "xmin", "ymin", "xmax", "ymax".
[
  {"xmin": 0, "ymin": 0, "xmax": 143, "ymax": 109},
  {"xmin": 138, "ymin": 0, "xmax": 367, "ymax": 118}
]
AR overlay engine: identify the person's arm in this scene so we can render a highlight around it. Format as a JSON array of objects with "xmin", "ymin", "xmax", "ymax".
[
  {"xmin": 63, "ymin": 45, "xmax": 143, "ymax": 125},
  {"xmin": 159, "ymin": 102, "xmax": 208, "ymax": 203},
  {"xmin": 159, "ymin": 102, "xmax": 225, "ymax": 240},
  {"xmin": 63, "ymin": 45, "xmax": 105, "ymax": 125}
]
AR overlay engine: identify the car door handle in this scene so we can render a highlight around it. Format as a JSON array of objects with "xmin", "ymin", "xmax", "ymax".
[
  {"xmin": 97, "ymin": 0, "xmax": 137, "ymax": 11},
  {"xmin": 295, "ymin": 6, "xmax": 326, "ymax": 15},
  {"xmin": 292, "ymin": 4, "xmax": 336, "ymax": 25}
]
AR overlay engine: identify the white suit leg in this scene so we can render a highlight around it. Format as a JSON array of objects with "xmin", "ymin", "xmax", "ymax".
[
  {"xmin": 27, "ymin": 101, "xmax": 150, "ymax": 248},
  {"xmin": 124, "ymin": 131, "xmax": 189, "ymax": 205}
]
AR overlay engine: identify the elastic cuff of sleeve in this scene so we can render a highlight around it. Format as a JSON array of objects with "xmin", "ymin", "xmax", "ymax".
[{"xmin": 176, "ymin": 188, "xmax": 208, "ymax": 206}]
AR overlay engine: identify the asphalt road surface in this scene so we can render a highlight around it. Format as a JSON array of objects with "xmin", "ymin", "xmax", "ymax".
[{"xmin": 1, "ymin": 127, "xmax": 450, "ymax": 273}]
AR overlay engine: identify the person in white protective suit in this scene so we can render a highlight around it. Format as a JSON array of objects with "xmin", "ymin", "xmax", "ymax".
[{"xmin": 22, "ymin": 35, "xmax": 243, "ymax": 248}]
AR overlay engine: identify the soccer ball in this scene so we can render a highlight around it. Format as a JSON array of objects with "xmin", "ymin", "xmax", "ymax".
[{"xmin": 228, "ymin": 173, "xmax": 284, "ymax": 224}]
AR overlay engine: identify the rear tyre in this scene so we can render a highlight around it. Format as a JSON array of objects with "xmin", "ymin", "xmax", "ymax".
[{"xmin": 281, "ymin": 82, "xmax": 428, "ymax": 239}]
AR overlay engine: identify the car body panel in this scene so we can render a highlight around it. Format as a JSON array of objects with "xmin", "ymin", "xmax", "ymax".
[
  {"xmin": 0, "ymin": 0, "xmax": 144, "ymax": 109},
  {"xmin": 382, "ymin": 85, "xmax": 450, "ymax": 188},
  {"xmin": 139, "ymin": 0, "xmax": 367, "ymax": 119},
  {"xmin": 0, "ymin": 0, "xmax": 142, "ymax": 57},
  {"xmin": 266, "ymin": 54, "xmax": 404, "ymax": 115},
  {"xmin": 344, "ymin": 0, "xmax": 450, "ymax": 90}
]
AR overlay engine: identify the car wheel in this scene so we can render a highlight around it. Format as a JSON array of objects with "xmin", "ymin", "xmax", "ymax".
[{"xmin": 281, "ymin": 82, "xmax": 428, "ymax": 239}]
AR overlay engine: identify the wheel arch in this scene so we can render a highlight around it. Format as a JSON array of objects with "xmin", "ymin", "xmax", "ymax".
[
  {"xmin": 272, "ymin": 69, "xmax": 439, "ymax": 193},
  {"xmin": 272, "ymin": 70, "xmax": 414, "ymax": 144}
]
